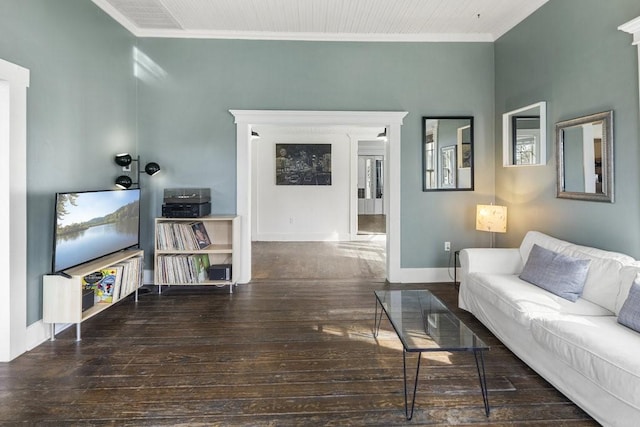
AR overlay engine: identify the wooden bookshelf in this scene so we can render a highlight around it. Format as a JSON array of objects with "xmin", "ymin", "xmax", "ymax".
[{"xmin": 154, "ymin": 215, "xmax": 239, "ymax": 293}]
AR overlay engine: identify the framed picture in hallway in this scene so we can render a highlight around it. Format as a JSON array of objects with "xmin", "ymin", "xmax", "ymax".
[{"xmin": 275, "ymin": 143, "xmax": 332, "ymax": 185}]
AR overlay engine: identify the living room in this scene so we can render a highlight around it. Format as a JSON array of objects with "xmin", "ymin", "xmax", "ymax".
[{"xmin": 1, "ymin": 0, "xmax": 640, "ymax": 423}]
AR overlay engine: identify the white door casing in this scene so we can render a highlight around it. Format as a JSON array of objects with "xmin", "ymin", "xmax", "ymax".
[
  {"xmin": 0, "ymin": 57, "xmax": 29, "ymax": 362},
  {"xmin": 230, "ymin": 110, "xmax": 408, "ymax": 283}
]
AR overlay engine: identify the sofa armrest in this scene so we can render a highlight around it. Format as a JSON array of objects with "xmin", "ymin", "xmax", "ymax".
[{"xmin": 459, "ymin": 248, "xmax": 524, "ymax": 284}]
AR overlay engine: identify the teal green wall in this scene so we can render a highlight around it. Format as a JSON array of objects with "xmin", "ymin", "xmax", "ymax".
[
  {"xmin": 495, "ymin": 0, "xmax": 640, "ymax": 255},
  {"xmin": 135, "ymin": 39, "xmax": 496, "ymax": 268},
  {"xmin": 0, "ymin": 1, "xmax": 137, "ymax": 324},
  {"xmin": 5, "ymin": 0, "xmax": 640, "ymax": 326}
]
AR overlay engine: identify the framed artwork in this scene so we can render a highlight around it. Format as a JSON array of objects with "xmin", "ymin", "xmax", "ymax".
[
  {"xmin": 440, "ymin": 146, "xmax": 456, "ymax": 188},
  {"xmin": 276, "ymin": 143, "xmax": 332, "ymax": 185}
]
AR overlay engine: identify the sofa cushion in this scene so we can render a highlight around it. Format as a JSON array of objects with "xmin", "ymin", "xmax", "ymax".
[
  {"xmin": 561, "ymin": 245, "xmax": 634, "ymax": 312},
  {"xmin": 616, "ymin": 264, "xmax": 640, "ymax": 315},
  {"xmin": 467, "ymin": 273, "xmax": 612, "ymax": 328},
  {"xmin": 519, "ymin": 244, "xmax": 590, "ymax": 302},
  {"xmin": 618, "ymin": 281, "xmax": 640, "ymax": 333},
  {"xmin": 532, "ymin": 314, "xmax": 640, "ymax": 411},
  {"xmin": 519, "ymin": 231, "xmax": 572, "ymax": 264}
]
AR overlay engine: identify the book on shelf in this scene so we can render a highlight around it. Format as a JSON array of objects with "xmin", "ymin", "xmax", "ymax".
[
  {"xmin": 157, "ymin": 254, "xmax": 215, "ymax": 284},
  {"xmin": 156, "ymin": 221, "xmax": 212, "ymax": 251},
  {"xmin": 80, "ymin": 256, "xmax": 142, "ymax": 304}
]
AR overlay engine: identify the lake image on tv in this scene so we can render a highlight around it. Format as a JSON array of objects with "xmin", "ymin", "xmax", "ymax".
[{"xmin": 54, "ymin": 190, "xmax": 140, "ymax": 272}]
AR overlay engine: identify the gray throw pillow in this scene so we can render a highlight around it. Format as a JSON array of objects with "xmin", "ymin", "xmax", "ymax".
[
  {"xmin": 618, "ymin": 281, "xmax": 640, "ymax": 333},
  {"xmin": 519, "ymin": 244, "xmax": 591, "ymax": 302}
]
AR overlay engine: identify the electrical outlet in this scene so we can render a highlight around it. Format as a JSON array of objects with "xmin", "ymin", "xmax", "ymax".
[{"xmin": 444, "ymin": 241, "xmax": 451, "ymax": 252}]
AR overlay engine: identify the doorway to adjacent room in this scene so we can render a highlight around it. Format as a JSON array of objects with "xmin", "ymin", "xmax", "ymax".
[{"xmin": 232, "ymin": 110, "xmax": 407, "ymax": 283}]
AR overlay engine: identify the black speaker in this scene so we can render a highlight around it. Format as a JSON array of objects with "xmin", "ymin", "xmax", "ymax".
[
  {"xmin": 82, "ymin": 289, "xmax": 95, "ymax": 312},
  {"xmin": 208, "ymin": 264, "xmax": 232, "ymax": 281}
]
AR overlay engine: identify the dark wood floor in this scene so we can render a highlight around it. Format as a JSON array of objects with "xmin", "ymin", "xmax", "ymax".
[{"xmin": 0, "ymin": 280, "xmax": 597, "ymax": 426}]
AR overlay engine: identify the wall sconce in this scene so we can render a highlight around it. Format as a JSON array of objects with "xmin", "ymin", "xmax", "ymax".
[
  {"xmin": 114, "ymin": 154, "xmax": 161, "ymax": 189},
  {"xmin": 476, "ymin": 204, "xmax": 507, "ymax": 248},
  {"xmin": 377, "ymin": 128, "xmax": 387, "ymax": 141},
  {"xmin": 251, "ymin": 129, "xmax": 260, "ymax": 139},
  {"xmin": 114, "ymin": 153, "xmax": 133, "ymax": 167},
  {"xmin": 144, "ymin": 162, "xmax": 161, "ymax": 176}
]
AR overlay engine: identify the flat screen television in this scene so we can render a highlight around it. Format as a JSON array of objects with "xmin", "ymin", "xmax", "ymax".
[{"xmin": 51, "ymin": 188, "xmax": 141, "ymax": 274}]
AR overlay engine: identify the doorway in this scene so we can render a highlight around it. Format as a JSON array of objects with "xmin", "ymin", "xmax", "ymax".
[
  {"xmin": 357, "ymin": 155, "xmax": 385, "ymax": 236},
  {"xmin": 231, "ymin": 110, "xmax": 408, "ymax": 284}
]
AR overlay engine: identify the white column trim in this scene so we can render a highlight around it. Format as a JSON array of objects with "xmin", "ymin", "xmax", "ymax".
[
  {"xmin": 620, "ymin": 16, "xmax": 640, "ymax": 115},
  {"xmin": 0, "ymin": 57, "xmax": 29, "ymax": 362},
  {"xmin": 619, "ymin": 16, "xmax": 640, "ymax": 45},
  {"xmin": 230, "ymin": 110, "xmax": 408, "ymax": 283}
]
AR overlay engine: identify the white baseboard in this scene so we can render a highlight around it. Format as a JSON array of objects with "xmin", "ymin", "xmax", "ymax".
[
  {"xmin": 26, "ymin": 320, "xmax": 52, "ymax": 351},
  {"xmin": 399, "ymin": 267, "xmax": 458, "ymax": 284},
  {"xmin": 254, "ymin": 232, "xmax": 351, "ymax": 241}
]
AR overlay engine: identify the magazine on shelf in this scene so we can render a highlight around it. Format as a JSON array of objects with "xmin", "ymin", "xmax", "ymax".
[
  {"xmin": 191, "ymin": 222, "xmax": 211, "ymax": 249},
  {"xmin": 194, "ymin": 254, "xmax": 211, "ymax": 282},
  {"xmin": 95, "ymin": 268, "xmax": 117, "ymax": 303}
]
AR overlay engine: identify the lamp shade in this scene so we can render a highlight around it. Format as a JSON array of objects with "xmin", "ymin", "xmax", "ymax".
[
  {"xmin": 476, "ymin": 204, "xmax": 507, "ymax": 233},
  {"xmin": 115, "ymin": 175, "xmax": 133, "ymax": 189},
  {"xmin": 144, "ymin": 162, "xmax": 161, "ymax": 176},
  {"xmin": 114, "ymin": 153, "xmax": 133, "ymax": 167}
]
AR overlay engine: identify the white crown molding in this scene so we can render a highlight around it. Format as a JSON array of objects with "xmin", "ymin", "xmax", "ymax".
[
  {"xmin": 619, "ymin": 16, "xmax": 640, "ymax": 45},
  {"xmin": 230, "ymin": 110, "xmax": 408, "ymax": 126},
  {"xmin": 92, "ymin": 0, "xmax": 141, "ymax": 36},
  {"xmin": 135, "ymin": 28, "xmax": 495, "ymax": 42}
]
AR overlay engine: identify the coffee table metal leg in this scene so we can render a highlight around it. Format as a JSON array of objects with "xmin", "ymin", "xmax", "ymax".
[
  {"xmin": 373, "ymin": 299, "xmax": 384, "ymax": 337},
  {"xmin": 473, "ymin": 349, "xmax": 490, "ymax": 417},
  {"xmin": 403, "ymin": 350, "xmax": 422, "ymax": 420}
]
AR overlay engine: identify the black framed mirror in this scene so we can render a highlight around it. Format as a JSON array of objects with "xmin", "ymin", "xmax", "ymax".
[
  {"xmin": 556, "ymin": 110, "xmax": 614, "ymax": 202},
  {"xmin": 422, "ymin": 116, "xmax": 474, "ymax": 191}
]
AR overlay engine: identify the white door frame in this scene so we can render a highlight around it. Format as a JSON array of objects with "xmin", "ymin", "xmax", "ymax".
[
  {"xmin": 230, "ymin": 110, "xmax": 408, "ymax": 283},
  {"xmin": 0, "ymin": 58, "xmax": 29, "ymax": 362}
]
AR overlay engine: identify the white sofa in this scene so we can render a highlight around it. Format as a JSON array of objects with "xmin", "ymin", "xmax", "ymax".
[{"xmin": 458, "ymin": 231, "xmax": 640, "ymax": 427}]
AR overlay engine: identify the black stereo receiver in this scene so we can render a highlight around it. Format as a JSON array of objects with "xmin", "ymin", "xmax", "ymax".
[{"xmin": 162, "ymin": 202, "xmax": 211, "ymax": 218}]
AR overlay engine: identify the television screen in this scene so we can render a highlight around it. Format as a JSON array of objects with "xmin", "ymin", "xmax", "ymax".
[{"xmin": 52, "ymin": 189, "xmax": 140, "ymax": 273}]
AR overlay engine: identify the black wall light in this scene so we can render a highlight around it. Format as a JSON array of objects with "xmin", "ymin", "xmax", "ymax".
[{"xmin": 114, "ymin": 154, "xmax": 161, "ymax": 189}]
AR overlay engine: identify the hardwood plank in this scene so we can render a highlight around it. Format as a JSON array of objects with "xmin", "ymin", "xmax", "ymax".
[{"xmin": 0, "ymin": 279, "xmax": 598, "ymax": 425}]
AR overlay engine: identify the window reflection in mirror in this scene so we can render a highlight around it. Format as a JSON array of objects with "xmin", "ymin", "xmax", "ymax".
[
  {"xmin": 556, "ymin": 110, "xmax": 613, "ymax": 203},
  {"xmin": 423, "ymin": 116, "xmax": 474, "ymax": 191},
  {"xmin": 503, "ymin": 102, "xmax": 547, "ymax": 166}
]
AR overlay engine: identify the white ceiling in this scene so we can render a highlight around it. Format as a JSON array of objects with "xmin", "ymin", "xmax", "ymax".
[{"xmin": 92, "ymin": 0, "xmax": 549, "ymax": 42}]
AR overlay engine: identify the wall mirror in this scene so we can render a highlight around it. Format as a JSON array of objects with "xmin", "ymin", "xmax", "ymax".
[
  {"xmin": 502, "ymin": 101, "xmax": 547, "ymax": 166},
  {"xmin": 556, "ymin": 110, "xmax": 613, "ymax": 202},
  {"xmin": 423, "ymin": 116, "xmax": 474, "ymax": 191}
]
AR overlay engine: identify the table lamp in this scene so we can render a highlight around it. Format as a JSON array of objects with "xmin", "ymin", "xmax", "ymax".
[{"xmin": 476, "ymin": 204, "xmax": 507, "ymax": 247}]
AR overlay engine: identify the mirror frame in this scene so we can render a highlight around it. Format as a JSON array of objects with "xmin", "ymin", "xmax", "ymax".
[
  {"xmin": 502, "ymin": 101, "xmax": 547, "ymax": 167},
  {"xmin": 555, "ymin": 110, "xmax": 614, "ymax": 203},
  {"xmin": 422, "ymin": 116, "xmax": 474, "ymax": 192}
]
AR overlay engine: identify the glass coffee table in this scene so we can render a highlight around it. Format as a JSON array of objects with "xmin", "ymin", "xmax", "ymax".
[{"xmin": 374, "ymin": 289, "xmax": 490, "ymax": 420}]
